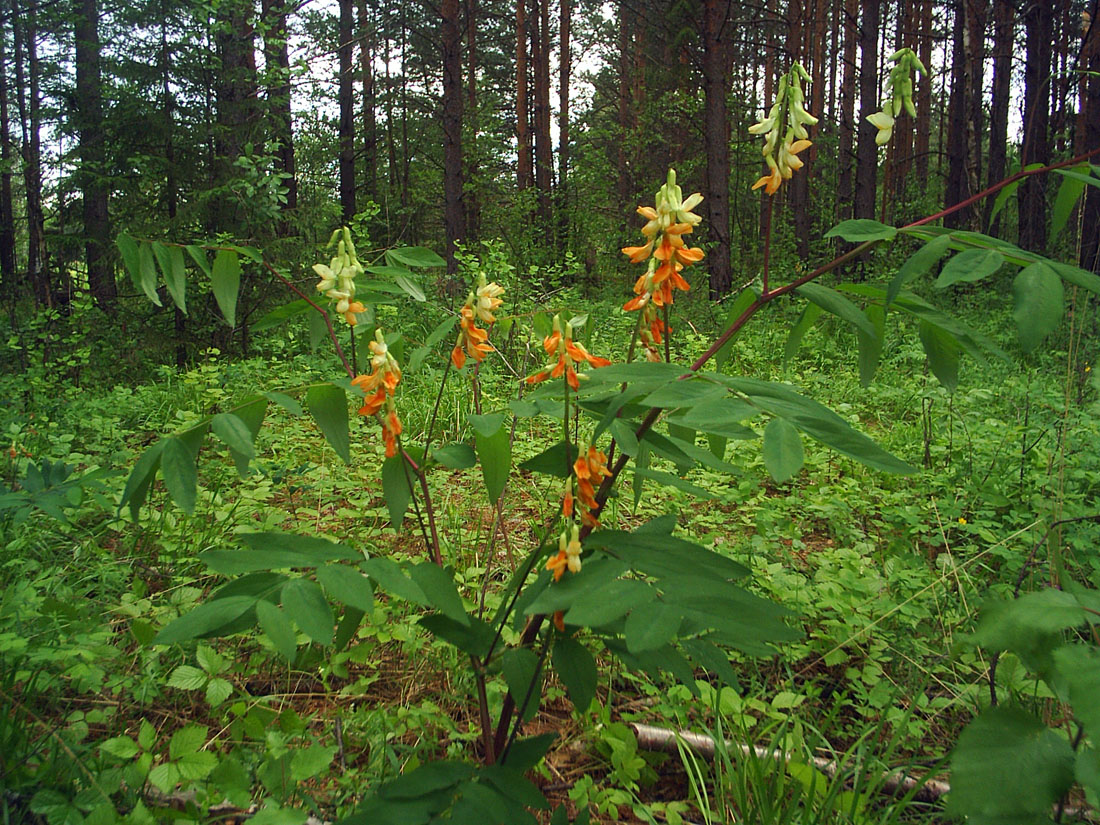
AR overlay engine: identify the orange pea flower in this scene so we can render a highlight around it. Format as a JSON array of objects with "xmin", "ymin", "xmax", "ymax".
[
  {"xmin": 527, "ymin": 315, "xmax": 611, "ymax": 390},
  {"xmin": 351, "ymin": 329, "xmax": 404, "ymax": 457},
  {"xmin": 451, "ymin": 275, "xmax": 504, "ymax": 369}
]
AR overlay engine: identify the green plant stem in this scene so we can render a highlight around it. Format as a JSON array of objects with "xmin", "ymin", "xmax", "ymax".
[
  {"xmin": 472, "ymin": 653, "xmax": 496, "ymax": 764},
  {"xmin": 761, "ymin": 195, "xmax": 774, "ymax": 296},
  {"xmin": 422, "ymin": 355, "xmax": 454, "ymax": 460},
  {"xmin": 498, "ymin": 634, "xmax": 551, "ymax": 762}
]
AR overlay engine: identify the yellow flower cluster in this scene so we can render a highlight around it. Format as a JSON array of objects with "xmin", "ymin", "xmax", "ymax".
[
  {"xmin": 621, "ymin": 170, "xmax": 704, "ymax": 361},
  {"xmin": 748, "ymin": 64, "xmax": 818, "ymax": 195},
  {"xmin": 867, "ymin": 49, "xmax": 928, "ymax": 147},
  {"xmin": 351, "ymin": 329, "xmax": 403, "ymax": 457},
  {"xmin": 313, "ymin": 227, "xmax": 367, "ymax": 326},
  {"xmin": 452, "ymin": 274, "xmax": 505, "ymax": 369}
]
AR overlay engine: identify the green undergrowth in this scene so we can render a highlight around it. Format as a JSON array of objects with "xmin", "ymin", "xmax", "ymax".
[{"xmin": 1, "ymin": 280, "xmax": 1098, "ymax": 824}]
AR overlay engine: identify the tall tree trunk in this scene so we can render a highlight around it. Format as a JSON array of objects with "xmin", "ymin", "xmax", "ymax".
[
  {"xmin": 531, "ymin": 0, "xmax": 553, "ymax": 230},
  {"xmin": 0, "ymin": 20, "xmax": 15, "ymax": 296},
  {"xmin": 338, "ymin": 0, "xmax": 355, "ymax": 224},
  {"xmin": 263, "ymin": 0, "xmax": 297, "ymax": 219},
  {"xmin": 985, "ymin": 0, "xmax": 1013, "ymax": 231},
  {"xmin": 617, "ymin": 1, "xmax": 633, "ymax": 218},
  {"xmin": 558, "ymin": 0, "xmax": 570, "ymax": 244},
  {"xmin": 853, "ymin": 0, "xmax": 879, "ymax": 222},
  {"xmin": 759, "ymin": 19, "xmax": 776, "ymax": 237},
  {"xmin": 1019, "ymin": 0, "xmax": 1053, "ymax": 252},
  {"xmin": 15, "ymin": 4, "xmax": 46, "ymax": 304},
  {"xmin": 787, "ymin": 0, "xmax": 811, "ymax": 255},
  {"xmin": 965, "ymin": 0, "xmax": 986, "ymax": 225},
  {"xmin": 213, "ymin": 0, "xmax": 259, "ymax": 236},
  {"xmin": 913, "ymin": 0, "xmax": 933, "ymax": 186},
  {"xmin": 943, "ymin": 0, "xmax": 968, "ymax": 229},
  {"xmin": 75, "ymin": 0, "xmax": 115, "ymax": 311},
  {"xmin": 465, "ymin": 0, "xmax": 480, "ymax": 240},
  {"xmin": 837, "ymin": 0, "xmax": 858, "ymax": 222},
  {"xmin": 1079, "ymin": 5, "xmax": 1099, "ymax": 273},
  {"xmin": 516, "ymin": 0, "xmax": 531, "ymax": 191},
  {"xmin": 442, "ymin": 0, "xmax": 464, "ymax": 275},
  {"xmin": 702, "ymin": 0, "xmax": 732, "ymax": 298},
  {"xmin": 357, "ymin": 0, "xmax": 376, "ymax": 205},
  {"xmin": 160, "ymin": 8, "xmax": 185, "ymax": 367}
]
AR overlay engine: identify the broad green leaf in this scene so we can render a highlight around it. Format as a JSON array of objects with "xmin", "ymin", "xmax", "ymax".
[
  {"xmin": 137, "ymin": 241, "xmax": 161, "ymax": 305},
  {"xmin": 148, "ymin": 763, "xmax": 181, "ymax": 794},
  {"xmin": 160, "ymin": 436, "xmax": 197, "ymax": 514},
  {"xmin": 177, "ymin": 750, "xmax": 218, "ymax": 780},
  {"xmin": 334, "ymin": 606, "xmax": 365, "ymax": 651},
  {"xmin": 168, "ymin": 665, "xmax": 207, "ymax": 690},
  {"xmin": 481, "ymin": 765, "xmax": 550, "ymax": 812},
  {"xmin": 386, "ymin": 246, "xmax": 446, "ymax": 268},
  {"xmin": 282, "ymin": 578, "xmax": 333, "ymax": 646},
  {"xmin": 1052, "ymin": 645, "xmax": 1100, "ymax": 740},
  {"xmin": 211, "ymin": 249, "xmax": 241, "ymax": 327},
  {"xmin": 762, "ymin": 418, "xmax": 803, "ymax": 483},
  {"xmin": 857, "ymin": 304, "xmax": 886, "ymax": 387},
  {"xmin": 918, "ymin": 320, "xmax": 960, "ymax": 392},
  {"xmin": 250, "ymin": 805, "xmax": 308, "ymax": 825},
  {"xmin": 119, "ymin": 439, "xmax": 165, "ymax": 521},
  {"xmin": 308, "ymin": 307, "xmax": 328, "ymax": 351},
  {"xmin": 675, "ymin": 398, "xmax": 758, "ymax": 440},
  {"xmin": 265, "ymin": 391, "xmax": 303, "ymax": 415},
  {"xmin": 290, "ymin": 744, "xmax": 338, "ymax": 782},
  {"xmin": 934, "ymin": 248, "xmax": 1005, "ymax": 289},
  {"xmin": 641, "ymin": 379, "xmax": 726, "ymax": 409},
  {"xmin": 253, "ymin": 299, "xmax": 311, "ymax": 331},
  {"xmin": 581, "ymin": 361, "xmax": 685, "ymax": 386},
  {"xmin": 154, "ymin": 596, "xmax": 256, "ymax": 644},
  {"xmin": 227, "ymin": 397, "xmax": 268, "ymax": 476},
  {"xmin": 886, "ymin": 232, "xmax": 953, "ymax": 305},
  {"xmin": 152, "ymin": 242, "xmax": 187, "ymax": 313},
  {"xmin": 714, "ymin": 288, "xmax": 758, "ymax": 370},
  {"xmin": 562, "ymin": 579, "xmax": 655, "ymax": 627},
  {"xmin": 393, "ymin": 273, "xmax": 426, "ymax": 302},
  {"xmin": 783, "ymin": 302, "xmax": 823, "ymax": 366},
  {"xmin": 474, "ymin": 417, "xmax": 510, "ymax": 504},
  {"xmin": 381, "ymin": 453, "xmax": 413, "ymax": 531},
  {"xmin": 376, "ymin": 759, "xmax": 474, "ymax": 799},
  {"xmin": 100, "ymin": 736, "xmax": 140, "ymax": 760},
  {"xmin": 610, "ymin": 419, "xmax": 639, "ymax": 457},
  {"xmin": 116, "ymin": 233, "xmax": 142, "ymax": 289},
  {"xmin": 524, "ymin": 554, "xmax": 630, "ymax": 616},
  {"xmin": 201, "ymin": 543, "xmax": 345, "ymax": 576},
  {"xmin": 1050, "ymin": 166, "xmax": 1089, "ymax": 245},
  {"xmin": 987, "ymin": 167, "xmax": 1039, "ymax": 228},
  {"xmin": 433, "ymin": 443, "xmax": 476, "ymax": 469},
  {"xmin": 948, "ymin": 706, "xmax": 1074, "ymax": 823},
  {"xmin": 824, "ymin": 219, "xmax": 897, "ymax": 242},
  {"xmin": 718, "ymin": 377, "xmax": 914, "ymax": 474},
  {"xmin": 552, "ymin": 636, "xmax": 598, "ymax": 713},
  {"xmin": 419, "ymin": 614, "xmax": 495, "ymax": 657},
  {"xmin": 316, "ymin": 565, "xmax": 374, "ymax": 611},
  {"xmin": 211, "ymin": 413, "xmax": 255, "ymax": 459},
  {"xmin": 1051, "ymin": 261, "xmax": 1100, "ymax": 296},
  {"xmin": 235, "ymin": 532, "xmax": 358, "ymax": 560},
  {"xmin": 500, "ymin": 733, "xmax": 557, "ymax": 771},
  {"xmin": 361, "ymin": 557, "xmax": 429, "ymax": 606},
  {"xmin": 502, "ymin": 647, "xmax": 541, "ymax": 721},
  {"xmin": 406, "ymin": 562, "xmax": 469, "ymax": 625},
  {"xmin": 680, "ymin": 638, "xmax": 739, "ymax": 687},
  {"xmin": 518, "ymin": 440, "xmax": 575, "ymax": 477},
  {"xmin": 795, "ymin": 282, "xmax": 877, "ymax": 338},
  {"xmin": 631, "ymin": 467, "xmax": 715, "ymax": 499},
  {"xmin": 205, "ymin": 678, "xmax": 233, "ymax": 705},
  {"xmin": 633, "ymin": 440, "xmax": 649, "ymax": 510},
  {"xmin": 305, "ymin": 384, "xmax": 350, "ymax": 464},
  {"xmin": 256, "ymin": 600, "xmax": 298, "ymax": 661},
  {"xmin": 468, "ymin": 411, "xmax": 506, "ymax": 437},
  {"xmin": 970, "ymin": 589, "xmax": 1088, "ymax": 677},
  {"xmin": 1012, "ymin": 262, "xmax": 1063, "ymax": 353},
  {"xmin": 588, "ymin": 530, "xmax": 750, "ymax": 582},
  {"xmin": 185, "ymin": 244, "xmax": 212, "ymax": 277},
  {"xmin": 624, "ymin": 599, "xmax": 682, "ymax": 653}
]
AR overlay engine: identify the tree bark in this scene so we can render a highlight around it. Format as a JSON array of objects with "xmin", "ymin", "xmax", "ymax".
[
  {"xmin": 1019, "ymin": 0, "xmax": 1053, "ymax": 252},
  {"xmin": 213, "ymin": 0, "xmax": 259, "ymax": 236},
  {"xmin": 837, "ymin": 0, "xmax": 858, "ymax": 222},
  {"xmin": 984, "ymin": 0, "xmax": 1013, "ymax": 232},
  {"xmin": 702, "ymin": 0, "xmax": 732, "ymax": 298},
  {"xmin": 516, "ymin": 0, "xmax": 531, "ymax": 191},
  {"xmin": 465, "ymin": 0, "xmax": 480, "ymax": 239},
  {"xmin": 617, "ymin": 0, "xmax": 633, "ymax": 217},
  {"xmin": 943, "ymin": 0, "xmax": 968, "ymax": 229},
  {"xmin": 1079, "ymin": 5, "xmax": 1099, "ymax": 273},
  {"xmin": 339, "ymin": 0, "xmax": 356, "ymax": 224},
  {"xmin": 0, "ymin": 18, "xmax": 15, "ymax": 296},
  {"xmin": 442, "ymin": 0, "xmax": 464, "ymax": 274},
  {"xmin": 531, "ymin": 0, "xmax": 553, "ymax": 230},
  {"xmin": 357, "ymin": 0, "xmax": 376, "ymax": 205},
  {"xmin": 14, "ymin": 3, "xmax": 46, "ymax": 304},
  {"xmin": 558, "ymin": 0, "xmax": 570, "ymax": 243},
  {"xmin": 263, "ymin": 0, "xmax": 298, "ymax": 217},
  {"xmin": 853, "ymin": 0, "xmax": 879, "ymax": 222},
  {"xmin": 913, "ymin": 0, "xmax": 933, "ymax": 186}
]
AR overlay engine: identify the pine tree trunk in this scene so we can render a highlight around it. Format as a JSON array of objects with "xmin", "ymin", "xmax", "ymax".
[
  {"xmin": 913, "ymin": 0, "xmax": 933, "ymax": 185},
  {"xmin": 15, "ymin": 5, "xmax": 46, "ymax": 304},
  {"xmin": 213, "ymin": 0, "xmax": 259, "ymax": 236},
  {"xmin": 617, "ymin": 1, "xmax": 633, "ymax": 218},
  {"xmin": 965, "ymin": 0, "xmax": 986, "ymax": 225},
  {"xmin": 465, "ymin": 0, "xmax": 480, "ymax": 240},
  {"xmin": 0, "ymin": 21, "xmax": 16, "ymax": 296},
  {"xmin": 532, "ymin": 0, "xmax": 553, "ymax": 230},
  {"xmin": 984, "ymin": 0, "xmax": 1013, "ymax": 232},
  {"xmin": 944, "ymin": 0, "xmax": 968, "ymax": 229},
  {"xmin": 442, "ymin": 0, "xmax": 464, "ymax": 275},
  {"xmin": 1019, "ymin": 0, "xmax": 1053, "ymax": 252},
  {"xmin": 339, "ymin": 0, "xmax": 356, "ymax": 224},
  {"xmin": 516, "ymin": 0, "xmax": 531, "ymax": 191},
  {"xmin": 264, "ymin": 0, "xmax": 298, "ymax": 217},
  {"xmin": 1079, "ymin": 8, "xmax": 1099, "ymax": 273},
  {"xmin": 702, "ymin": 0, "xmax": 732, "ymax": 298},
  {"xmin": 558, "ymin": 0, "xmax": 570, "ymax": 244},
  {"xmin": 357, "ymin": 0, "xmax": 376, "ymax": 205},
  {"xmin": 853, "ymin": 0, "xmax": 879, "ymax": 222},
  {"xmin": 837, "ymin": 0, "xmax": 858, "ymax": 223}
]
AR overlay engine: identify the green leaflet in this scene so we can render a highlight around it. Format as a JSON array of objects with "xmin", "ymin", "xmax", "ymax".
[{"xmin": 305, "ymin": 383, "xmax": 350, "ymax": 464}]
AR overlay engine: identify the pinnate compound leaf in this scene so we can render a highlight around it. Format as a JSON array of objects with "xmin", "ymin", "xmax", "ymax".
[
  {"xmin": 137, "ymin": 240, "xmax": 161, "ymax": 305},
  {"xmin": 795, "ymin": 282, "xmax": 878, "ymax": 339},
  {"xmin": 256, "ymin": 600, "xmax": 297, "ymax": 661},
  {"xmin": 783, "ymin": 303, "xmax": 823, "ymax": 366},
  {"xmin": 160, "ymin": 435, "xmax": 197, "ymax": 514},
  {"xmin": 152, "ymin": 242, "xmax": 187, "ymax": 313},
  {"xmin": 381, "ymin": 453, "xmax": 412, "ymax": 531},
  {"xmin": 433, "ymin": 443, "xmax": 476, "ymax": 469},
  {"xmin": 625, "ymin": 599, "xmax": 682, "ymax": 653},
  {"xmin": 185, "ymin": 244, "xmax": 212, "ymax": 277},
  {"xmin": 473, "ymin": 416, "xmax": 510, "ymax": 504},
  {"xmin": 155, "ymin": 595, "xmax": 257, "ymax": 645},
  {"xmin": 282, "ymin": 578, "xmax": 333, "ymax": 646},
  {"xmin": 1050, "ymin": 166, "xmax": 1090, "ymax": 245},
  {"xmin": 406, "ymin": 562, "xmax": 468, "ymax": 625},
  {"xmin": 918, "ymin": 320, "xmax": 960, "ymax": 392},
  {"xmin": 119, "ymin": 439, "xmax": 165, "ymax": 521},
  {"xmin": 948, "ymin": 706, "xmax": 1074, "ymax": 823},
  {"xmin": 361, "ymin": 557, "xmax": 429, "ymax": 606},
  {"xmin": 1012, "ymin": 262, "xmax": 1063, "ymax": 353},
  {"xmin": 824, "ymin": 219, "xmax": 897, "ymax": 242},
  {"xmin": 857, "ymin": 304, "xmax": 886, "ymax": 387},
  {"xmin": 502, "ymin": 648, "xmax": 541, "ymax": 722},
  {"xmin": 211, "ymin": 249, "xmax": 241, "ymax": 327},
  {"xmin": 552, "ymin": 636, "xmax": 597, "ymax": 713},
  {"xmin": 169, "ymin": 724, "xmax": 207, "ymax": 758},
  {"xmin": 386, "ymin": 246, "xmax": 446, "ymax": 268},
  {"xmin": 887, "ymin": 232, "xmax": 953, "ymax": 305},
  {"xmin": 316, "ymin": 565, "xmax": 373, "ymax": 612},
  {"xmin": 762, "ymin": 418, "xmax": 803, "ymax": 483},
  {"xmin": 934, "ymin": 248, "xmax": 1005, "ymax": 289},
  {"xmin": 211, "ymin": 412, "xmax": 255, "ymax": 459},
  {"xmin": 305, "ymin": 384, "xmax": 350, "ymax": 464}
]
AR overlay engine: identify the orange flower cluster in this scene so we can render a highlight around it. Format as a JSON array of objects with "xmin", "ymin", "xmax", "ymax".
[
  {"xmin": 621, "ymin": 171, "xmax": 704, "ymax": 361},
  {"xmin": 527, "ymin": 315, "xmax": 611, "ymax": 390},
  {"xmin": 351, "ymin": 330, "xmax": 404, "ymax": 457},
  {"xmin": 572, "ymin": 444, "xmax": 611, "ymax": 528},
  {"xmin": 451, "ymin": 275, "xmax": 504, "ymax": 369}
]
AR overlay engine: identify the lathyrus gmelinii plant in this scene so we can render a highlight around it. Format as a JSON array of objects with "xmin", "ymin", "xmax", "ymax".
[{"xmin": 116, "ymin": 49, "xmax": 1100, "ymax": 822}]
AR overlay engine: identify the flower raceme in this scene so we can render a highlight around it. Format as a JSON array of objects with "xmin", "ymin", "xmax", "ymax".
[
  {"xmin": 526, "ymin": 314, "xmax": 611, "ymax": 390},
  {"xmin": 748, "ymin": 63, "xmax": 818, "ymax": 195},
  {"xmin": 451, "ymin": 274, "xmax": 505, "ymax": 369},
  {"xmin": 867, "ymin": 48, "xmax": 928, "ymax": 148},
  {"xmin": 573, "ymin": 443, "xmax": 611, "ymax": 528},
  {"xmin": 352, "ymin": 329, "xmax": 404, "ymax": 458},
  {"xmin": 313, "ymin": 227, "xmax": 367, "ymax": 326}
]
